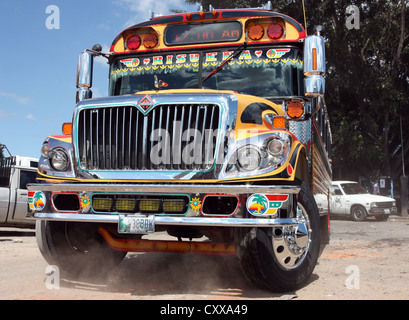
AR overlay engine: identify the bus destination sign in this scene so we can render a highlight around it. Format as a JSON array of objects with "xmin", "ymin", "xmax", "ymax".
[{"xmin": 165, "ymin": 21, "xmax": 242, "ymax": 46}]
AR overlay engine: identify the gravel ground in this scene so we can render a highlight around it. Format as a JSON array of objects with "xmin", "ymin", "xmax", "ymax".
[{"xmin": 0, "ymin": 216, "xmax": 408, "ymax": 300}]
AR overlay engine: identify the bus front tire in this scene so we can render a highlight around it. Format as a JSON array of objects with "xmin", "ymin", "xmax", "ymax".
[
  {"xmin": 235, "ymin": 182, "xmax": 321, "ymax": 292},
  {"xmin": 36, "ymin": 220, "xmax": 127, "ymax": 278}
]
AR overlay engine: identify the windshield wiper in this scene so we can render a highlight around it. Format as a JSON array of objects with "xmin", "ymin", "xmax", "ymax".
[{"xmin": 202, "ymin": 42, "xmax": 247, "ymax": 85}]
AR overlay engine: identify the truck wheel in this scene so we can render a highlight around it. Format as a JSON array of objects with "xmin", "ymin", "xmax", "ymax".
[
  {"xmin": 36, "ymin": 220, "xmax": 127, "ymax": 278},
  {"xmin": 235, "ymin": 182, "xmax": 320, "ymax": 292},
  {"xmin": 351, "ymin": 205, "xmax": 367, "ymax": 221}
]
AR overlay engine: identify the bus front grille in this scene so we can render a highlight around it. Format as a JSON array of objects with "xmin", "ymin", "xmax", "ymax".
[{"xmin": 76, "ymin": 104, "xmax": 220, "ymax": 171}]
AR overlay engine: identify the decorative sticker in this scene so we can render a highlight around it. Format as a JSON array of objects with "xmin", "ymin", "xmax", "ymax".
[
  {"xmin": 80, "ymin": 195, "xmax": 90, "ymax": 211},
  {"xmin": 28, "ymin": 191, "xmax": 46, "ymax": 211},
  {"xmin": 111, "ymin": 50, "xmax": 302, "ymax": 76},
  {"xmin": 189, "ymin": 53, "xmax": 199, "ymax": 63},
  {"xmin": 266, "ymin": 49, "xmax": 291, "ymax": 59},
  {"xmin": 153, "ymin": 56, "xmax": 164, "ymax": 65},
  {"xmin": 246, "ymin": 194, "xmax": 289, "ymax": 217},
  {"xmin": 120, "ymin": 58, "xmax": 140, "ymax": 68},
  {"xmin": 190, "ymin": 197, "xmax": 202, "ymax": 212},
  {"xmin": 239, "ymin": 50, "xmax": 252, "ymax": 60},
  {"xmin": 176, "ymin": 54, "xmax": 186, "ymax": 64}
]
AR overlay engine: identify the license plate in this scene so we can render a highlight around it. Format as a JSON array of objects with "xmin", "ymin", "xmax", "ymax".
[{"xmin": 118, "ymin": 215, "xmax": 155, "ymax": 234}]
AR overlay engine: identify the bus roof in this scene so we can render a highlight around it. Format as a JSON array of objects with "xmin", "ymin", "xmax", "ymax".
[{"xmin": 110, "ymin": 9, "xmax": 306, "ymax": 54}]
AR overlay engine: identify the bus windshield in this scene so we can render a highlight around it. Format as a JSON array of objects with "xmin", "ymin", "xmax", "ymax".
[{"xmin": 109, "ymin": 46, "xmax": 304, "ymax": 98}]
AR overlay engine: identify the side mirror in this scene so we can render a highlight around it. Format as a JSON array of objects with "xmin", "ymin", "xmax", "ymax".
[
  {"xmin": 303, "ymin": 28, "xmax": 326, "ymax": 97},
  {"xmin": 76, "ymin": 51, "xmax": 93, "ymax": 103}
]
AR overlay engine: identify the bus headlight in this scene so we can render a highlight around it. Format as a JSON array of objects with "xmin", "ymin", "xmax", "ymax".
[
  {"xmin": 49, "ymin": 148, "xmax": 70, "ymax": 172},
  {"xmin": 237, "ymin": 146, "xmax": 261, "ymax": 171},
  {"xmin": 225, "ymin": 133, "xmax": 292, "ymax": 175},
  {"xmin": 267, "ymin": 138, "xmax": 284, "ymax": 155}
]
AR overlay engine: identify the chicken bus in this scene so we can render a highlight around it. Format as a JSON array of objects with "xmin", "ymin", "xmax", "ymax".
[{"xmin": 28, "ymin": 2, "xmax": 331, "ymax": 292}]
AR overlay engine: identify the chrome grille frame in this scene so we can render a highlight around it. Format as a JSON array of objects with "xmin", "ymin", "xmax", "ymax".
[{"xmin": 75, "ymin": 103, "xmax": 221, "ymax": 172}]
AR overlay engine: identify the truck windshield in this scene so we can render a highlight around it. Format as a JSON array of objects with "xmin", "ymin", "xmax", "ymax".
[
  {"xmin": 341, "ymin": 183, "xmax": 369, "ymax": 195},
  {"xmin": 109, "ymin": 46, "xmax": 304, "ymax": 98}
]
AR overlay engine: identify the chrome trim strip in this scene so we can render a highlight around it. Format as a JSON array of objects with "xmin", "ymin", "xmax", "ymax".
[
  {"xmin": 28, "ymin": 183, "xmax": 301, "ymax": 194},
  {"xmin": 30, "ymin": 213, "xmax": 299, "ymax": 228}
]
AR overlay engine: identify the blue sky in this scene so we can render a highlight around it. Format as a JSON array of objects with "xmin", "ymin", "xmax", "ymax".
[{"xmin": 0, "ymin": 0, "xmax": 198, "ymax": 158}]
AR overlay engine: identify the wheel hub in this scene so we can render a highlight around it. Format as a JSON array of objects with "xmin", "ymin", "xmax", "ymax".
[{"xmin": 272, "ymin": 205, "xmax": 311, "ymax": 269}]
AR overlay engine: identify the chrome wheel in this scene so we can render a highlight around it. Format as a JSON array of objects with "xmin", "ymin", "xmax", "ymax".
[
  {"xmin": 272, "ymin": 203, "xmax": 311, "ymax": 269},
  {"xmin": 236, "ymin": 181, "xmax": 321, "ymax": 292}
]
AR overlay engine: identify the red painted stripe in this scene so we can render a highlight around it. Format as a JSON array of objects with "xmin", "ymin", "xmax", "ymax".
[{"xmin": 265, "ymin": 194, "xmax": 288, "ymax": 202}]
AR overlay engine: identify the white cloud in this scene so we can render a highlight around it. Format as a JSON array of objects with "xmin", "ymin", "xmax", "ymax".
[
  {"xmin": 0, "ymin": 92, "xmax": 31, "ymax": 106},
  {"xmin": 26, "ymin": 114, "xmax": 37, "ymax": 121},
  {"xmin": 114, "ymin": 0, "xmax": 197, "ymax": 28},
  {"xmin": 0, "ymin": 110, "xmax": 17, "ymax": 118}
]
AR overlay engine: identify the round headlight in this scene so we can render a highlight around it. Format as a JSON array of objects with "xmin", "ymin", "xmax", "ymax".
[
  {"xmin": 50, "ymin": 149, "xmax": 69, "ymax": 171},
  {"xmin": 267, "ymin": 139, "xmax": 284, "ymax": 155},
  {"xmin": 237, "ymin": 146, "xmax": 261, "ymax": 171},
  {"xmin": 41, "ymin": 142, "xmax": 50, "ymax": 158}
]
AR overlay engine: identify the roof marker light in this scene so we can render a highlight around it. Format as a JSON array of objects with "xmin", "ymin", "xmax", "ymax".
[
  {"xmin": 144, "ymin": 33, "xmax": 158, "ymax": 48},
  {"xmin": 127, "ymin": 35, "xmax": 141, "ymax": 50},
  {"xmin": 248, "ymin": 24, "xmax": 264, "ymax": 40},
  {"xmin": 267, "ymin": 24, "xmax": 284, "ymax": 39}
]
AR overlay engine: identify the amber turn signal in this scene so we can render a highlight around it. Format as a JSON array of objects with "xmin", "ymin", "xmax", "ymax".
[
  {"xmin": 62, "ymin": 122, "xmax": 72, "ymax": 134},
  {"xmin": 144, "ymin": 33, "xmax": 158, "ymax": 48},
  {"xmin": 273, "ymin": 116, "xmax": 286, "ymax": 129},
  {"xmin": 248, "ymin": 24, "xmax": 264, "ymax": 40},
  {"xmin": 287, "ymin": 102, "xmax": 304, "ymax": 119}
]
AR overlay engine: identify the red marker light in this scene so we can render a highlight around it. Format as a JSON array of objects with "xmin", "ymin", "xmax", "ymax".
[
  {"xmin": 127, "ymin": 35, "xmax": 141, "ymax": 50},
  {"xmin": 267, "ymin": 24, "xmax": 284, "ymax": 39}
]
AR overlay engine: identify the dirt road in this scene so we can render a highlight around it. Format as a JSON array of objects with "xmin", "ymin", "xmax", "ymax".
[{"xmin": 1, "ymin": 216, "xmax": 409, "ymax": 300}]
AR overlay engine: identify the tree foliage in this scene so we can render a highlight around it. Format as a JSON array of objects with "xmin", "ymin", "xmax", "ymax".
[{"xmin": 186, "ymin": 0, "xmax": 409, "ymax": 181}]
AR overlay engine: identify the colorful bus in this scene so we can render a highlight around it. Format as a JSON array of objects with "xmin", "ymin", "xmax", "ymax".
[{"xmin": 28, "ymin": 3, "xmax": 331, "ymax": 292}]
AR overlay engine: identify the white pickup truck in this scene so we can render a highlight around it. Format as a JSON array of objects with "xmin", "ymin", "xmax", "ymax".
[
  {"xmin": 330, "ymin": 181, "xmax": 397, "ymax": 221},
  {"xmin": 0, "ymin": 155, "xmax": 38, "ymax": 228}
]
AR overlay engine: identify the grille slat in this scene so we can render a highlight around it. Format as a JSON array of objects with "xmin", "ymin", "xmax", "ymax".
[
  {"xmin": 375, "ymin": 202, "xmax": 395, "ymax": 209},
  {"xmin": 77, "ymin": 104, "xmax": 220, "ymax": 171}
]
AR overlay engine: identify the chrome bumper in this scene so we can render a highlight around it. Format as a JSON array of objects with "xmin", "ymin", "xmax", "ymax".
[
  {"xmin": 27, "ymin": 183, "xmax": 301, "ymax": 228},
  {"xmin": 30, "ymin": 213, "xmax": 300, "ymax": 227},
  {"xmin": 27, "ymin": 183, "xmax": 300, "ymax": 194}
]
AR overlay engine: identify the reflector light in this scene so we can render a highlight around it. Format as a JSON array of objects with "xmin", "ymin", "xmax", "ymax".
[
  {"xmin": 139, "ymin": 199, "xmax": 160, "ymax": 212},
  {"xmin": 287, "ymin": 102, "xmax": 304, "ymax": 119},
  {"xmin": 248, "ymin": 24, "xmax": 264, "ymax": 40},
  {"xmin": 312, "ymin": 48, "xmax": 317, "ymax": 71},
  {"xmin": 116, "ymin": 199, "xmax": 136, "ymax": 212},
  {"xmin": 273, "ymin": 116, "xmax": 286, "ymax": 129},
  {"xmin": 93, "ymin": 198, "xmax": 112, "ymax": 211},
  {"xmin": 127, "ymin": 35, "xmax": 141, "ymax": 50},
  {"xmin": 163, "ymin": 200, "xmax": 185, "ymax": 213},
  {"xmin": 143, "ymin": 33, "xmax": 158, "ymax": 48},
  {"xmin": 267, "ymin": 24, "xmax": 284, "ymax": 39}
]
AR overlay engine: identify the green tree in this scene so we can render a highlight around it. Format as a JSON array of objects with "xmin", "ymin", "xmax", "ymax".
[{"xmin": 186, "ymin": 0, "xmax": 409, "ymax": 182}]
